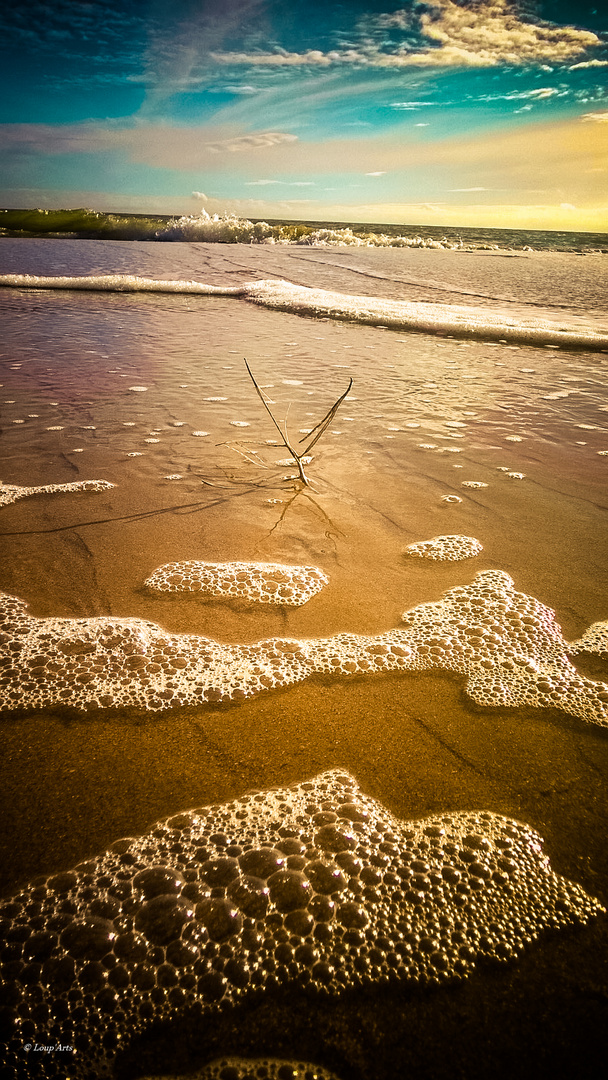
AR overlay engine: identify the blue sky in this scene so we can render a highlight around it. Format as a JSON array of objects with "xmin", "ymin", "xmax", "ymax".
[{"xmin": 0, "ymin": 1, "xmax": 606, "ymax": 229}]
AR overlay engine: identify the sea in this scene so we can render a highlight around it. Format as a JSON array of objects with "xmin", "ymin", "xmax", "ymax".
[{"xmin": 0, "ymin": 209, "xmax": 607, "ymax": 1080}]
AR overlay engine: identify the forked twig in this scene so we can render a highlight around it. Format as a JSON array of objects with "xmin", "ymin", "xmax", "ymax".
[
  {"xmin": 298, "ymin": 378, "xmax": 353, "ymax": 456},
  {"xmin": 245, "ymin": 358, "xmax": 352, "ymax": 485}
]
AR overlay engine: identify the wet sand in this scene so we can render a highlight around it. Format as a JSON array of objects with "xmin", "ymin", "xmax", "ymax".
[{"xmin": 0, "ymin": 239, "xmax": 607, "ymax": 1078}]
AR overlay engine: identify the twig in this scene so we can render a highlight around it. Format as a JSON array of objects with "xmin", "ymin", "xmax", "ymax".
[
  {"xmin": 245, "ymin": 358, "xmax": 352, "ymax": 485},
  {"xmin": 246, "ymin": 359, "xmax": 336, "ymax": 484},
  {"xmin": 299, "ymin": 377, "xmax": 353, "ymax": 455}
]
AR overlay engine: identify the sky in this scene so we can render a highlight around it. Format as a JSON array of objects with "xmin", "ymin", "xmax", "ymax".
[{"xmin": 0, "ymin": 0, "xmax": 606, "ymax": 231}]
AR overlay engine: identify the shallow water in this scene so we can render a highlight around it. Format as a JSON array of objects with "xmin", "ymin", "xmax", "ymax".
[{"xmin": 0, "ymin": 238, "xmax": 607, "ymax": 1079}]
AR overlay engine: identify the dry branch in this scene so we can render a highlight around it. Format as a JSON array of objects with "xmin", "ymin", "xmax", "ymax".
[{"xmin": 244, "ymin": 359, "xmax": 352, "ymax": 486}]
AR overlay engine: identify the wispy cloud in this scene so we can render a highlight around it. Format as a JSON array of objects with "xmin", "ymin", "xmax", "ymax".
[
  {"xmin": 365, "ymin": 171, "xmax": 386, "ymax": 176},
  {"xmin": 0, "ymin": 122, "xmax": 299, "ymax": 169},
  {"xmin": 205, "ymin": 132, "xmax": 298, "ymax": 153},
  {"xmin": 390, "ymin": 101, "xmax": 435, "ymax": 110},
  {"xmin": 581, "ymin": 111, "xmax": 608, "ymax": 123},
  {"xmin": 245, "ymin": 179, "xmax": 314, "ymax": 185}
]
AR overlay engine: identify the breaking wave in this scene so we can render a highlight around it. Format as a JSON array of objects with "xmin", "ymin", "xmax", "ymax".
[
  {"xmin": 1, "ymin": 271, "xmax": 606, "ymax": 349},
  {"xmin": 1, "ymin": 208, "xmax": 606, "ymax": 253}
]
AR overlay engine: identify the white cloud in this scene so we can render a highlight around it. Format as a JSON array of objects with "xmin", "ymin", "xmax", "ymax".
[
  {"xmin": 569, "ymin": 59, "xmax": 608, "ymax": 70},
  {"xmin": 581, "ymin": 111, "xmax": 608, "ymax": 122},
  {"xmin": 211, "ymin": 1, "xmax": 601, "ymax": 72},
  {"xmin": 192, "ymin": 191, "xmax": 208, "ymax": 200},
  {"xmin": 447, "ymin": 187, "xmax": 488, "ymax": 192},
  {"xmin": 245, "ymin": 179, "xmax": 314, "ymax": 186},
  {"xmin": 390, "ymin": 101, "xmax": 434, "ymax": 110},
  {"xmin": 209, "ymin": 84, "xmax": 261, "ymax": 94},
  {"xmin": 365, "ymin": 171, "xmax": 386, "ymax": 176}
]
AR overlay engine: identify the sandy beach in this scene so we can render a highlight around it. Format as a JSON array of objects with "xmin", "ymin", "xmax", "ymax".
[{"xmin": 1, "ymin": 238, "xmax": 607, "ymax": 1079}]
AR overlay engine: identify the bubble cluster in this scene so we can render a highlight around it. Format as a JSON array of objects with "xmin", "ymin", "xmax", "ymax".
[
  {"xmin": 0, "ymin": 770, "xmax": 602, "ymax": 1080},
  {"xmin": 405, "ymin": 536, "xmax": 483, "ymax": 562},
  {"xmin": 0, "ymin": 479, "xmax": 115, "ymax": 509},
  {"xmin": 144, "ymin": 562, "xmax": 329, "ymax": 607},
  {"xmin": 569, "ymin": 621, "xmax": 608, "ymax": 655},
  {"xmin": 144, "ymin": 1058, "xmax": 342, "ymax": 1080},
  {"xmin": 0, "ymin": 571, "xmax": 607, "ymax": 724}
]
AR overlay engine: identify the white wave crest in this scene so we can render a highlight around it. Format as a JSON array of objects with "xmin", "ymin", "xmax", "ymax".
[{"xmin": 1, "ymin": 272, "xmax": 607, "ymax": 349}]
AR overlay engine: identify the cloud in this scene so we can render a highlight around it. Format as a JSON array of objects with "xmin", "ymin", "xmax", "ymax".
[
  {"xmin": 210, "ymin": 1, "xmax": 601, "ymax": 72},
  {"xmin": 390, "ymin": 102, "xmax": 435, "ymax": 110},
  {"xmin": 205, "ymin": 131, "xmax": 298, "ymax": 153},
  {"xmin": 365, "ymin": 171, "xmax": 386, "ymax": 176},
  {"xmin": 211, "ymin": 49, "xmax": 336, "ymax": 68},
  {"xmin": 0, "ymin": 122, "xmax": 299, "ymax": 172},
  {"xmin": 413, "ymin": 0, "xmax": 600, "ymax": 68},
  {"xmin": 209, "ymin": 84, "xmax": 261, "ymax": 94},
  {"xmin": 192, "ymin": 191, "xmax": 208, "ymax": 200},
  {"xmin": 447, "ymin": 187, "xmax": 488, "ymax": 192},
  {"xmin": 569, "ymin": 59, "xmax": 608, "ymax": 70},
  {"xmin": 139, "ymin": 0, "xmax": 267, "ymax": 110},
  {"xmin": 245, "ymin": 179, "xmax": 314, "ymax": 186},
  {"xmin": 581, "ymin": 111, "xmax": 608, "ymax": 123}
]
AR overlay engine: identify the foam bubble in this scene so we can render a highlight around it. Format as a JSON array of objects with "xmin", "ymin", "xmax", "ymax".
[
  {"xmin": 461, "ymin": 482, "xmax": 488, "ymax": 489},
  {"xmin": 145, "ymin": 1060, "xmax": 343, "ymax": 1080},
  {"xmin": 0, "ymin": 479, "xmax": 114, "ymax": 508},
  {"xmin": 128, "ymin": 386, "xmax": 149, "ymax": 392},
  {"xmin": 144, "ymin": 561, "xmax": 329, "ymax": 607},
  {"xmin": 441, "ymin": 495, "xmax": 462, "ymax": 504},
  {"xmin": 405, "ymin": 536, "xmax": 483, "ymax": 562},
  {"xmin": 1, "ymin": 571, "xmax": 606, "ymax": 725},
  {"xmin": 506, "ymin": 472, "xmax": 525, "ymax": 480},
  {"xmin": 192, "ymin": 431, "xmax": 210, "ymax": 437},
  {"xmin": 0, "ymin": 770, "xmax": 602, "ymax": 1079}
]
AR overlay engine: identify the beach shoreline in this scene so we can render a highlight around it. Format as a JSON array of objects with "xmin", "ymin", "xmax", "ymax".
[{"xmin": 0, "ymin": 235, "xmax": 607, "ymax": 1079}]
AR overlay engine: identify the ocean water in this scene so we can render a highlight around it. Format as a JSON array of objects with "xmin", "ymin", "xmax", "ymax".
[
  {"xmin": 0, "ymin": 228, "xmax": 607, "ymax": 1079},
  {"xmin": 1, "ymin": 206, "xmax": 607, "ymax": 254}
]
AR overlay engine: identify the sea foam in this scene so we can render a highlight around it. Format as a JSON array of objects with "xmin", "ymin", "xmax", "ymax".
[
  {"xmin": 145, "ymin": 561, "xmax": 328, "ymax": 607},
  {"xmin": 1, "ymin": 569, "xmax": 607, "ymax": 725},
  {"xmin": 0, "ymin": 769, "xmax": 602, "ymax": 1079},
  {"xmin": 0, "ymin": 479, "xmax": 115, "ymax": 508},
  {"xmin": 1, "ymin": 274, "xmax": 606, "ymax": 350}
]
